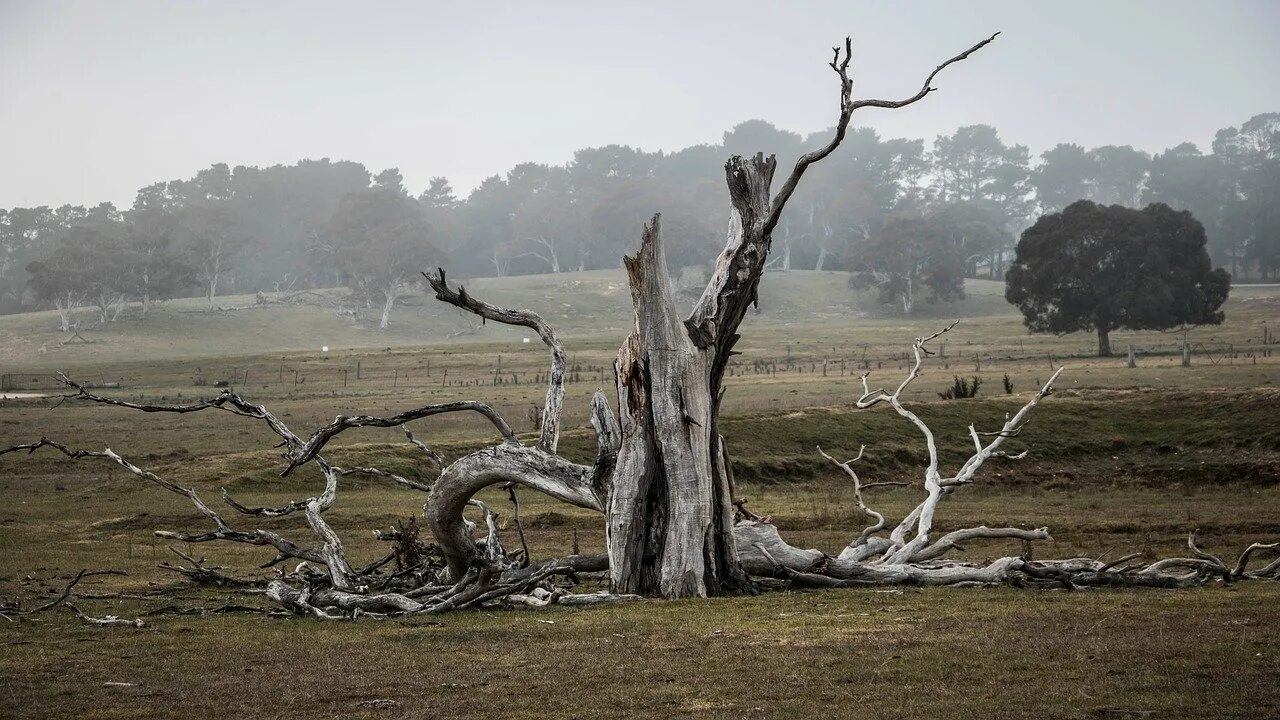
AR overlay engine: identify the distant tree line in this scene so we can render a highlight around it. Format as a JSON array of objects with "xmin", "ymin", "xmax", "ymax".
[{"xmin": 1, "ymin": 113, "xmax": 1275, "ymax": 325}]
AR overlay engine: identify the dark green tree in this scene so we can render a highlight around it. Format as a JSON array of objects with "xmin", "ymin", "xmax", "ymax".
[{"xmin": 1005, "ymin": 201, "xmax": 1230, "ymax": 356}]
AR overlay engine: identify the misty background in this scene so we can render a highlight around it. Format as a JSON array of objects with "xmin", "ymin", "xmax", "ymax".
[{"xmin": 1, "ymin": 0, "xmax": 1278, "ymax": 322}]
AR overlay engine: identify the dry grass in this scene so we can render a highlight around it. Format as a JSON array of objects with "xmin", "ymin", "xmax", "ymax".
[
  {"xmin": 2, "ymin": 389, "xmax": 1279, "ymax": 719},
  {"xmin": 3, "ymin": 585, "xmax": 1277, "ymax": 720},
  {"xmin": 0, "ymin": 274, "xmax": 1278, "ymax": 719}
]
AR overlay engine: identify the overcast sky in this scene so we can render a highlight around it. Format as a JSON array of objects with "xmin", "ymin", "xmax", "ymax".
[{"xmin": 2, "ymin": 0, "xmax": 1277, "ymax": 209}]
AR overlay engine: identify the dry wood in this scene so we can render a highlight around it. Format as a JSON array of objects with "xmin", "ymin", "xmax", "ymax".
[{"xmin": 4, "ymin": 33, "xmax": 1274, "ymax": 620}]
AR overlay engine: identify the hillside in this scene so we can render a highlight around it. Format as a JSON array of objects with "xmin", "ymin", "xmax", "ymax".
[{"xmin": 0, "ymin": 270, "xmax": 1020, "ymax": 367}]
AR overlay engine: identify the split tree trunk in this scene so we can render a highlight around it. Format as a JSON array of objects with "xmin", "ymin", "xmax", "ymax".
[
  {"xmin": 607, "ymin": 216, "xmax": 739, "ymax": 597},
  {"xmin": 553, "ymin": 33, "xmax": 998, "ymax": 600},
  {"xmin": 607, "ymin": 155, "xmax": 780, "ymax": 598}
]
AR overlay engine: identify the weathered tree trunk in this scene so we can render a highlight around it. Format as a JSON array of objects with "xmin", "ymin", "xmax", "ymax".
[
  {"xmin": 608, "ymin": 156, "xmax": 781, "ymax": 598},
  {"xmin": 602, "ymin": 30, "xmax": 1004, "ymax": 597},
  {"xmin": 1098, "ymin": 326, "xmax": 1112, "ymax": 357},
  {"xmin": 607, "ymin": 216, "xmax": 739, "ymax": 597},
  {"xmin": 429, "ymin": 33, "xmax": 999, "ymax": 602}
]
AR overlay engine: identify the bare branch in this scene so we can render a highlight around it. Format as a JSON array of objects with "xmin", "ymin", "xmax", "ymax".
[
  {"xmin": 284, "ymin": 400, "xmax": 517, "ymax": 475},
  {"xmin": 25, "ymin": 569, "xmax": 126, "ymax": 614},
  {"xmin": 403, "ymin": 427, "xmax": 444, "ymax": 465},
  {"xmin": 4, "ymin": 439, "xmax": 329, "ymax": 567},
  {"xmin": 424, "ymin": 268, "xmax": 566, "ymax": 452},
  {"xmin": 1234, "ymin": 542, "xmax": 1280, "ymax": 578},
  {"xmin": 66, "ymin": 604, "xmax": 145, "ymax": 628},
  {"xmin": 766, "ymin": 33, "xmax": 999, "ymax": 234},
  {"xmin": 817, "ymin": 444, "xmax": 892, "ymax": 550}
]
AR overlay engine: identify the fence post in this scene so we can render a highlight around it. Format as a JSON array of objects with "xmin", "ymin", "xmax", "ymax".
[{"xmin": 1127, "ymin": 344, "xmax": 1136, "ymax": 369}]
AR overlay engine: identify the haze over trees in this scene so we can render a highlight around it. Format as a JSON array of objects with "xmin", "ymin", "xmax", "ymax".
[
  {"xmin": 1, "ymin": 105, "xmax": 1276, "ymax": 323},
  {"xmin": 848, "ymin": 216, "xmax": 966, "ymax": 314},
  {"xmin": 1005, "ymin": 200, "xmax": 1231, "ymax": 356},
  {"xmin": 317, "ymin": 175, "xmax": 438, "ymax": 329}
]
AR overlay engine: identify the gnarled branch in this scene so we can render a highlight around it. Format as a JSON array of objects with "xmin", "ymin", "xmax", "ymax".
[
  {"xmin": 424, "ymin": 268, "xmax": 566, "ymax": 452},
  {"xmin": 766, "ymin": 32, "xmax": 999, "ymax": 236}
]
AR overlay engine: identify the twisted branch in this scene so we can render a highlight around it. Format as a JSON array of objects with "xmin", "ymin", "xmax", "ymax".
[
  {"xmin": 766, "ymin": 32, "xmax": 999, "ymax": 235},
  {"xmin": 424, "ymin": 268, "xmax": 566, "ymax": 452}
]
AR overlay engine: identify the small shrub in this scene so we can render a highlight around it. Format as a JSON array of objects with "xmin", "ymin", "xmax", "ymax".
[
  {"xmin": 389, "ymin": 516, "xmax": 434, "ymax": 572},
  {"xmin": 1002, "ymin": 373, "xmax": 1014, "ymax": 395},
  {"xmin": 939, "ymin": 375, "xmax": 982, "ymax": 400}
]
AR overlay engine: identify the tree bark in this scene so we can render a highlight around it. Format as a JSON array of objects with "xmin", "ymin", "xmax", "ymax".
[
  {"xmin": 608, "ymin": 215, "xmax": 731, "ymax": 597},
  {"xmin": 608, "ymin": 156, "xmax": 782, "ymax": 598},
  {"xmin": 1097, "ymin": 326, "xmax": 1112, "ymax": 357}
]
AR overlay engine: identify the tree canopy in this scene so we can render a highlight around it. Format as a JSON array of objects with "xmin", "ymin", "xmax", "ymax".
[
  {"xmin": 848, "ymin": 216, "xmax": 967, "ymax": 315},
  {"xmin": 1005, "ymin": 200, "xmax": 1231, "ymax": 356},
  {"xmin": 317, "ymin": 185, "xmax": 438, "ymax": 329},
  {"xmin": 2, "ymin": 113, "xmax": 1277, "ymax": 322}
]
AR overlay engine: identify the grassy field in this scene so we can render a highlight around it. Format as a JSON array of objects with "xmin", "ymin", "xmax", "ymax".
[{"xmin": 1, "ymin": 270, "xmax": 1278, "ymax": 719}]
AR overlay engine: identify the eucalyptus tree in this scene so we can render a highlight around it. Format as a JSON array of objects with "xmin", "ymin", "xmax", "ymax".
[
  {"xmin": 1088, "ymin": 145, "xmax": 1150, "ymax": 207},
  {"xmin": 848, "ymin": 215, "xmax": 965, "ymax": 314},
  {"xmin": 319, "ymin": 185, "xmax": 438, "ymax": 329},
  {"xmin": 929, "ymin": 124, "xmax": 1031, "ymax": 275},
  {"xmin": 1032, "ymin": 143, "xmax": 1098, "ymax": 213},
  {"xmin": 1005, "ymin": 200, "xmax": 1230, "ymax": 356},
  {"xmin": 797, "ymin": 126, "xmax": 926, "ymax": 271},
  {"xmin": 1213, "ymin": 113, "xmax": 1280, "ymax": 279},
  {"xmin": 0, "ymin": 206, "xmax": 60, "ymax": 314}
]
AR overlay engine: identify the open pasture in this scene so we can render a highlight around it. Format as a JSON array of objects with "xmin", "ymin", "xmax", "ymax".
[{"xmin": 1, "ymin": 273, "xmax": 1278, "ymax": 719}]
